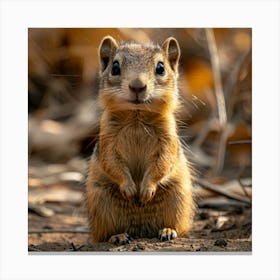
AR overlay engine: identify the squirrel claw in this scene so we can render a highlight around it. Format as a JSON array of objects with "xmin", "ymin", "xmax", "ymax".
[
  {"xmin": 119, "ymin": 182, "xmax": 137, "ymax": 201},
  {"xmin": 139, "ymin": 182, "xmax": 156, "ymax": 204}
]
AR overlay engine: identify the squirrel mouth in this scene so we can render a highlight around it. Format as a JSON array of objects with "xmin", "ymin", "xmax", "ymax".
[
  {"xmin": 132, "ymin": 99, "xmax": 142, "ymax": 104},
  {"xmin": 131, "ymin": 98, "xmax": 145, "ymax": 104}
]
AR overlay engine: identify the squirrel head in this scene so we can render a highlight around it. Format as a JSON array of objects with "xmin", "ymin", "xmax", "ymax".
[{"xmin": 98, "ymin": 35, "xmax": 181, "ymax": 114}]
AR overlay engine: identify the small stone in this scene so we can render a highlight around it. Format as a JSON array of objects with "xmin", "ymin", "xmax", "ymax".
[
  {"xmin": 214, "ymin": 238, "xmax": 227, "ymax": 247},
  {"xmin": 199, "ymin": 212, "xmax": 209, "ymax": 220}
]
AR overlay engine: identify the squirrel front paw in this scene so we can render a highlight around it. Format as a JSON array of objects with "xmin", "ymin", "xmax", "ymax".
[
  {"xmin": 139, "ymin": 181, "xmax": 156, "ymax": 204},
  {"xmin": 119, "ymin": 181, "xmax": 137, "ymax": 201}
]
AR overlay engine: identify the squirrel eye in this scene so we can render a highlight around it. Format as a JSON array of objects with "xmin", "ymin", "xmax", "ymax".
[
  {"xmin": 155, "ymin": 62, "xmax": 165, "ymax": 76},
  {"xmin": 111, "ymin": 60, "xmax": 121, "ymax": 76}
]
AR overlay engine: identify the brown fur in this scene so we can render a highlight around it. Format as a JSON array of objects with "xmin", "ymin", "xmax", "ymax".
[{"xmin": 85, "ymin": 36, "xmax": 194, "ymax": 242}]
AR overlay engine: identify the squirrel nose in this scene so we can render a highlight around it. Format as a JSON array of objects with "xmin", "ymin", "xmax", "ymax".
[{"xmin": 129, "ymin": 79, "xmax": 147, "ymax": 94}]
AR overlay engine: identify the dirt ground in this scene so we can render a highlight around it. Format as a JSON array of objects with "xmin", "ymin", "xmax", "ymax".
[
  {"xmin": 28, "ymin": 213, "xmax": 251, "ymax": 253},
  {"xmin": 28, "ymin": 158, "xmax": 251, "ymax": 253}
]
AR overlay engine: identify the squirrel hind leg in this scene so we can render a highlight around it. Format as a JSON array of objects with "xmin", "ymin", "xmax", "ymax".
[
  {"xmin": 108, "ymin": 233, "xmax": 133, "ymax": 245},
  {"xmin": 158, "ymin": 228, "xmax": 178, "ymax": 241}
]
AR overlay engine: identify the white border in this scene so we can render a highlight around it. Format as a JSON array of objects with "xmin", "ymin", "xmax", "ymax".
[{"xmin": 1, "ymin": 0, "xmax": 279, "ymax": 279}]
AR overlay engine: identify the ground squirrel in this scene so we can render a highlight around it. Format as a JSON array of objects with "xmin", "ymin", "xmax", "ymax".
[{"xmin": 85, "ymin": 35, "xmax": 194, "ymax": 244}]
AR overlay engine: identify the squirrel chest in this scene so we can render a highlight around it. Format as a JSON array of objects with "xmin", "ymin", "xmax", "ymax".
[{"xmin": 100, "ymin": 110, "xmax": 175, "ymax": 185}]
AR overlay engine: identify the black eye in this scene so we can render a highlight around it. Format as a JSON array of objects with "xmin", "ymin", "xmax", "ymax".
[
  {"xmin": 111, "ymin": 60, "xmax": 121, "ymax": 76},
  {"xmin": 155, "ymin": 62, "xmax": 165, "ymax": 76}
]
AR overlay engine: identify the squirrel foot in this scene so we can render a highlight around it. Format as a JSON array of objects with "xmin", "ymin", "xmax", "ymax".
[
  {"xmin": 109, "ymin": 233, "xmax": 133, "ymax": 245},
  {"xmin": 158, "ymin": 228, "xmax": 177, "ymax": 241}
]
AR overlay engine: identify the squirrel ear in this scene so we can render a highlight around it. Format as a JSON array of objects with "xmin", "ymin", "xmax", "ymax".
[
  {"xmin": 99, "ymin": 36, "xmax": 119, "ymax": 71},
  {"xmin": 162, "ymin": 37, "xmax": 180, "ymax": 71}
]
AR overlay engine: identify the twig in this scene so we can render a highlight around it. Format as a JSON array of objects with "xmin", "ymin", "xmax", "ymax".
[
  {"xmin": 224, "ymin": 50, "xmax": 251, "ymax": 119},
  {"xmin": 70, "ymin": 242, "xmax": 85, "ymax": 251},
  {"xmin": 205, "ymin": 28, "xmax": 227, "ymax": 126},
  {"xmin": 215, "ymin": 125, "xmax": 229, "ymax": 175},
  {"xmin": 197, "ymin": 200, "xmax": 247, "ymax": 209},
  {"xmin": 71, "ymin": 242, "xmax": 77, "ymax": 251},
  {"xmin": 28, "ymin": 247, "xmax": 41, "ymax": 252},
  {"xmin": 28, "ymin": 203, "xmax": 55, "ymax": 217},
  {"xmin": 205, "ymin": 28, "xmax": 228, "ymax": 175},
  {"xmin": 194, "ymin": 178, "xmax": 251, "ymax": 205},
  {"xmin": 229, "ymin": 140, "xmax": 251, "ymax": 145},
  {"xmin": 238, "ymin": 178, "xmax": 252, "ymax": 200},
  {"xmin": 28, "ymin": 228, "xmax": 90, "ymax": 234}
]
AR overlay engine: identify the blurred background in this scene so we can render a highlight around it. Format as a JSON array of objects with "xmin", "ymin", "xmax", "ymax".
[{"xmin": 28, "ymin": 28, "xmax": 252, "ymax": 252}]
